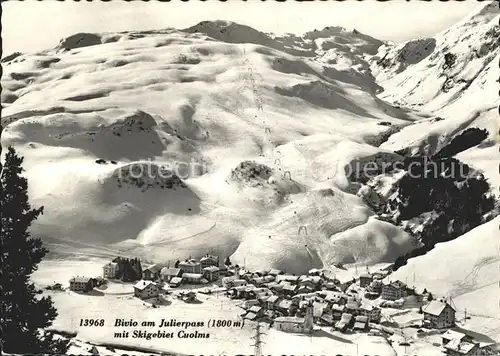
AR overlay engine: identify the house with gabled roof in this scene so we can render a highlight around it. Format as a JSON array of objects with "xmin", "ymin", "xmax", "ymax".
[
  {"xmin": 169, "ymin": 277, "xmax": 183, "ymax": 288},
  {"xmin": 276, "ymin": 299, "xmax": 293, "ymax": 315},
  {"xmin": 200, "ymin": 255, "xmax": 219, "ymax": 269},
  {"xmin": 282, "ymin": 283, "xmax": 298, "ymax": 297},
  {"xmin": 359, "ymin": 273, "xmax": 373, "ymax": 288},
  {"xmin": 381, "ymin": 280, "xmax": 407, "ymax": 301},
  {"xmin": 178, "ymin": 259, "xmax": 202, "ymax": 274},
  {"xmin": 444, "ymin": 339, "xmax": 480, "ymax": 356},
  {"xmin": 277, "ymin": 275, "xmax": 300, "ymax": 285},
  {"xmin": 133, "ymin": 280, "xmax": 160, "ymax": 300},
  {"xmin": 442, "ymin": 330, "xmax": 473, "ymax": 346},
  {"xmin": 103, "ymin": 262, "xmax": 119, "ymax": 279},
  {"xmin": 268, "ymin": 269, "xmax": 284, "ymax": 277},
  {"xmin": 69, "ymin": 276, "xmax": 94, "ymax": 292},
  {"xmin": 353, "ymin": 315, "xmax": 368, "ymax": 331},
  {"xmin": 160, "ymin": 267, "xmax": 182, "ymax": 282},
  {"xmin": 267, "ymin": 295, "xmax": 281, "ymax": 310},
  {"xmin": 142, "ymin": 264, "xmax": 162, "ymax": 281},
  {"xmin": 202, "ymin": 266, "xmax": 220, "ymax": 282},
  {"xmin": 423, "ymin": 300, "xmax": 456, "ymax": 329}
]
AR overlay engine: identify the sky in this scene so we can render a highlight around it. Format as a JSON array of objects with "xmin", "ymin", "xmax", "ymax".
[{"xmin": 2, "ymin": 0, "xmax": 482, "ymax": 55}]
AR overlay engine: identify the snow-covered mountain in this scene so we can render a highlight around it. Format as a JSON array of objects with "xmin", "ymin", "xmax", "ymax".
[
  {"xmin": 1, "ymin": 0, "xmax": 498, "ymax": 295},
  {"xmin": 371, "ymin": 1, "xmax": 499, "ymax": 188}
]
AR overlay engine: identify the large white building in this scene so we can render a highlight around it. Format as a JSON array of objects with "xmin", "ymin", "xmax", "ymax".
[
  {"xmin": 178, "ymin": 259, "xmax": 202, "ymax": 274},
  {"xmin": 103, "ymin": 262, "xmax": 119, "ymax": 279},
  {"xmin": 381, "ymin": 280, "xmax": 407, "ymax": 301},
  {"xmin": 200, "ymin": 255, "xmax": 219, "ymax": 269}
]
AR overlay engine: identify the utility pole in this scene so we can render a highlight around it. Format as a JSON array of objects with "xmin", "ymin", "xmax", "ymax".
[{"xmin": 251, "ymin": 322, "xmax": 265, "ymax": 356}]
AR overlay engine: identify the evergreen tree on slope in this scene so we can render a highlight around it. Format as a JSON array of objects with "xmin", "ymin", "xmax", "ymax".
[{"xmin": 0, "ymin": 146, "xmax": 69, "ymax": 354}]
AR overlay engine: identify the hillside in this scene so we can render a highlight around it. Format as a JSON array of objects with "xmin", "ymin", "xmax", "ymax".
[
  {"xmin": 371, "ymin": 1, "xmax": 499, "ymax": 188},
  {"xmin": 1, "ymin": 2, "xmax": 498, "ymax": 280}
]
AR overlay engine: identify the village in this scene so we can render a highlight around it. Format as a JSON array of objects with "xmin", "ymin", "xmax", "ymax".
[{"xmin": 64, "ymin": 254, "xmax": 497, "ymax": 356}]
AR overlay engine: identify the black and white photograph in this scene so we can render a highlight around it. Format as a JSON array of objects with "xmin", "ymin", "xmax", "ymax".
[{"xmin": 1, "ymin": 1, "xmax": 499, "ymax": 355}]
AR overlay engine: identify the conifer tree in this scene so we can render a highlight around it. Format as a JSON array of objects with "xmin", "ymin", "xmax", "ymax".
[{"xmin": 0, "ymin": 146, "xmax": 69, "ymax": 354}]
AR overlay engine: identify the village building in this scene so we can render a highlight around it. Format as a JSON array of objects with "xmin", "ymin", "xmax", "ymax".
[
  {"xmin": 353, "ymin": 315, "xmax": 368, "ymax": 331},
  {"xmin": 372, "ymin": 271, "xmax": 387, "ymax": 280},
  {"xmin": 324, "ymin": 281, "xmax": 338, "ymax": 290},
  {"xmin": 142, "ymin": 264, "xmax": 162, "ymax": 281},
  {"xmin": 442, "ymin": 330, "xmax": 473, "ymax": 346},
  {"xmin": 267, "ymin": 295, "xmax": 281, "ymax": 310},
  {"xmin": 218, "ymin": 265, "xmax": 229, "ymax": 276},
  {"xmin": 69, "ymin": 276, "xmax": 94, "ymax": 292},
  {"xmin": 248, "ymin": 305, "xmax": 264, "ymax": 318},
  {"xmin": 298, "ymin": 276, "xmax": 321, "ymax": 290},
  {"xmin": 241, "ymin": 300, "xmax": 259, "ymax": 311},
  {"xmin": 160, "ymin": 267, "xmax": 183, "ymax": 282},
  {"xmin": 296, "ymin": 285, "xmax": 314, "ymax": 295},
  {"xmin": 444, "ymin": 339, "xmax": 480, "ymax": 356},
  {"xmin": 323, "ymin": 291, "xmax": 347, "ymax": 305},
  {"xmin": 200, "ymin": 255, "xmax": 219, "ymax": 269},
  {"xmin": 367, "ymin": 280, "xmax": 383, "ymax": 294},
  {"xmin": 202, "ymin": 266, "xmax": 220, "ymax": 282},
  {"xmin": 169, "ymin": 277, "xmax": 183, "ymax": 287},
  {"xmin": 178, "ymin": 259, "xmax": 202, "ymax": 274},
  {"xmin": 276, "ymin": 299, "xmax": 293, "ymax": 315},
  {"xmin": 243, "ymin": 288, "xmax": 257, "ymax": 300},
  {"xmin": 245, "ymin": 312, "xmax": 258, "ymax": 321},
  {"xmin": 228, "ymin": 285, "xmax": 247, "ymax": 299},
  {"xmin": 319, "ymin": 313, "xmax": 334, "ymax": 326},
  {"xmin": 251, "ymin": 276, "xmax": 266, "ymax": 286},
  {"xmin": 103, "ymin": 262, "xmax": 119, "ymax": 279},
  {"xmin": 335, "ymin": 313, "xmax": 353, "ymax": 332},
  {"xmin": 263, "ymin": 275, "xmax": 275, "ymax": 283},
  {"xmin": 381, "ymin": 280, "xmax": 407, "ymax": 301},
  {"xmin": 222, "ymin": 277, "xmax": 246, "ymax": 288},
  {"xmin": 359, "ymin": 303, "xmax": 381, "ymax": 323},
  {"xmin": 178, "ymin": 291, "xmax": 197, "ymax": 302},
  {"xmin": 282, "ymin": 283, "xmax": 298, "ymax": 297},
  {"xmin": 267, "ymin": 282, "xmax": 283, "ymax": 293},
  {"xmin": 268, "ymin": 269, "xmax": 284, "ymax": 277},
  {"xmin": 307, "ymin": 268, "xmax": 321, "ymax": 276},
  {"xmin": 231, "ymin": 279, "xmax": 247, "ymax": 287},
  {"xmin": 359, "ymin": 273, "xmax": 373, "ymax": 288},
  {"xmin": 273, "ymin": 305, "xmax": 314, "ymax": 334},
  {"xmin": 331, "ymin": 304, "xmax": 345, "ymax": 320},
  {"xmin": 257, "ymin": 293, "xmax": 270, "ymax": 304},
  {"xmin": 312, "ymin": 302, "xmax": 328, "ymax": 321},
  {"xmin": 133, "ymin": 280, "xmax": 160, "ymax": 299},
  {"xmin": 276, "ymin": 275, "xmax": 300, "ymax": 285},
  {"xmin": 182, "ymin": 273, "xmax": 206, "ymax": 284},
  {"xmin": 237, "ymin": 269, "xmax": 251, "ymax": 280},
  {"xmin": 253, "ymin": 270, "xmax": 268, "ymax": 277},
  {"xmin": 423, "ymin": 300, "xmax": 456, "ymax": 329},
  {"xmin": 345, "ymin": 301, "xmax": 360, "ymax": 315}
]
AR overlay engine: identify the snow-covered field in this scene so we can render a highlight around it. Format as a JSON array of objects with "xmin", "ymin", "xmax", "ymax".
[{"xmin": 3, "ymin": 1, "xmax": 500, "ymax": 354}]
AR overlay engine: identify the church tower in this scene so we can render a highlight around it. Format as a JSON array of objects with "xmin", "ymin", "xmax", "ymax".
[{"xmin": 303, "ymin": 302, "xmax": 314, "ymax": 333}]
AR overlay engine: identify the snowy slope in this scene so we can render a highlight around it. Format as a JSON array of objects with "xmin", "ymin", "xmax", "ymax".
[
  {"xmin": 1, "ymin": 21, "xmax": 416, "ymax": 273},
  {"xmin": 1, "ymin": 3, "xmax": 498, "ymax": 278},
  {"xmin": 371, "ymin": 1, "xmax": 499, "ymax": 188},
  {"xmin": 391, "ymin": 216, "xmax": 500, "ymax": 342}
]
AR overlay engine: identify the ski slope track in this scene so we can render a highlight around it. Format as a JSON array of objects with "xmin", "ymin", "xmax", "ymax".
[{"xmin": 1, "ymin": 2, "xmax": 499, "ymax": 310}]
